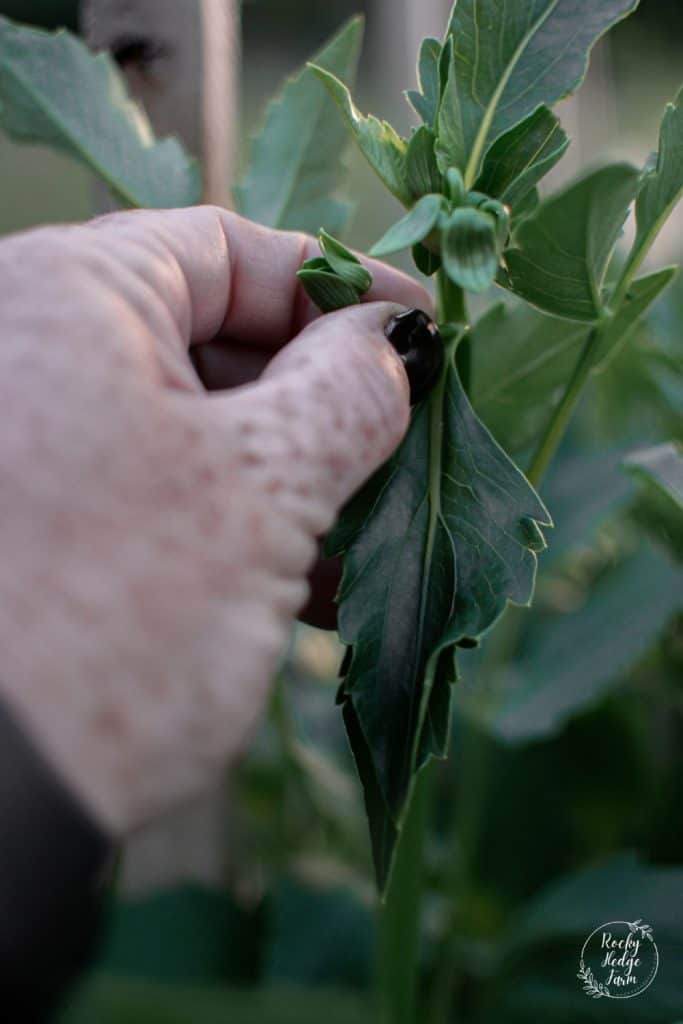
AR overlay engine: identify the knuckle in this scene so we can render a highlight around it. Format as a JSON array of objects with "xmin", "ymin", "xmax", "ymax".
[{"xmin": 190, "ymin": 204, "xmax": 231, "ymax": 238}]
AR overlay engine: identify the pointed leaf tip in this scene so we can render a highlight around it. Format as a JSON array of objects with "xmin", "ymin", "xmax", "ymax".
[
  {"xmin": 235, "ymin": 17, "xmax": 364, "ymax": 232},
  {"xmin": 319, "ymin": 228, "xmax": 372, "ymax": 293},
  {"xmin": 369, "ymin": 194, "xmax": 443, "ymax": 257},
  {"xmin": 622, "ymin": 86, "xmax": 683, "ymax": 284},
  {"xmin": 310, "ymin": 63, "xmax": 413, "ymax": 207}
]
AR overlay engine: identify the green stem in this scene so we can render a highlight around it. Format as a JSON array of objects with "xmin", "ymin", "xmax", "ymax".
[
  {"xmin": 612, "ymin": 254, "xmax": 644, "ymax": 314},
  {"xmin": 428, "ymin": 607, "xmax": 528, "ymax": 1023},
  {"xmin": 437, "ymin": 272, "xmax": 467, "ymax": 325},
  {"xmin": 526, "ymin": 323, "xmax": 602, "ymax": 489},
  {"xmin": 612, "ymin": 192, "xmax": 683, "ymax": 312},
  {"xmin": 378, "ymin": 764, "xmax": 436, "ymax": 1024},
  {"xmin": 437, "ymin": 273, "xmax": 471, "ymax": 393}
]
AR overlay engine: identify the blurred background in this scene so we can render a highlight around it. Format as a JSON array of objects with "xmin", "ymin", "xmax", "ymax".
[
  {"xmin": 1, "ymin": 2, "xmax": 681, "ymax": 1022},
  {"xmin": 3, "ymin": 0, "xmax": 683, "ymax": 252}
]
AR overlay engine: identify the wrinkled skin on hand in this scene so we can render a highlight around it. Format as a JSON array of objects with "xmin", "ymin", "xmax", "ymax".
[{"xmin": 0, "ymin": 206, "xmax": 431, "ymax": 835}]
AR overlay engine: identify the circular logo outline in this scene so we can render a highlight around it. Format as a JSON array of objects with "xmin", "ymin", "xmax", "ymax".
[{"xmin": 577, "ymin": 919, "xmax": 659, "ymax": 1000}]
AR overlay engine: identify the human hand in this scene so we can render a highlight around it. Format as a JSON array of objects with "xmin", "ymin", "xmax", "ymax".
[{"xmin": 0, "ymin": 206, "xmax": 432, "ymax": 835}]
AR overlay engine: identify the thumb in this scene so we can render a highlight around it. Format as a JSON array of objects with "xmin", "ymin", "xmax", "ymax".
[{"xmin": 205, "ymin": 302, "xmax": 413, "ymax": 534}]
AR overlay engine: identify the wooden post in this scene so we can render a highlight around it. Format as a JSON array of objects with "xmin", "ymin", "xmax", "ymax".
[
  {"xmin": 82, "ymin": 0, "xmax": 238, "ymax": 206},
  {"xmin": 200, "ymin": 0, "xmax": 238, "ymax": 205}
]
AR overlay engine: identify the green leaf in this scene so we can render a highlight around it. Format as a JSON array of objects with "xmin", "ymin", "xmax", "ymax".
[
  {"xmin": 405, "ymin": 125, "xmax": 443, "ymax": 198},
  {"xmin": 624, "ymin": 442, "xmax": 683, "ymax": 511},
  {"xmin": 436, "ymin": 48, "xmax": 467, "ymax": 176},
  {"xmin": 622, "ymin": 87, "xmax": 683, "ymax": 285},
  {"xmin": 369, "ymin": 194, "xmax": 443, "ymax": 257},
  {"xmin": 461, "ymin": 541, "xmax": 682, "ymax": 743},
  {"xmin": 265, "ymin": 878, "xmax": 375, "ymax": 988},
  {"xmin": 541, "ymin": 447, "xmax": 635, "ymax": 566},
  {"xmin": 412, "ymin": 242, "xmax": 442, "ymax": 277},
  {"xmin": 480, "ymin": 198, "xmax": 511, "ymax": 248},
  {"xmin": 471, "ymin": 270, "xmax": 674, "ymax": 457},
  {"xmin": 309, "ymin": 64, "xmax": 412, "ymax": 207},
  {"xmin": 443, "ymin": 0, "xmax": 639, "ymax": 186},
  {"xmin": 502, "ymin": 164, "xmax": 640, "ymax": 321},
  {"xmin": 446, "ymin": 702, "xmax": 657, "ymax": 923},
  {"xmin": 627, "ymin": 444, "xmax": 683, "ymax": 561},
  {"xmin": 511, "ymin": 187, "xmax": 540, "ymax": 229},
  {"xmin": 446, "ymin": 166, "xmax": 466, "ymax": 205},
  {"xmin": 319, "ymin": 229, "xmax": 372, "ymax": 293},
  {"xmin": 298, "ymin": 229, "xmax": 373, "ymax": 313},
  {"xmin": 297, "ymin": 264, "xmax": 361, "ymax": 313},
  {"xmin": 591, "ymin": 298, "xmax": 683, "ymax": 445},
  {"xmin": 442, "ymin": 207, "xmax": 499, "ymax": 293},
  {"xmin": 235, "ymin": 17, "xmax": 363, "ymax": 234},
  {"xmin": 406, "ymin": 38, "xmax": 442, "ymax": 128},
  {"xmin": 0, "ymin": 16, "xmax": 200, "ymax": 209},
  {"xmin": 97, "ymin": 885, "xmax": 261, "ymax": 985},
  {"xmin": 590, "ymin": 266, "xmax": 677, "ymax": 371},
  {"xmin": 470, "ymin": 300, "xmax": 588, "ymax": 455},
  {"xmin": 326, "ymin": 352, "xmax": 550, "ymax": 887},
  {"xmin": 509, "ymin": 852, "xmax": 683, "ymax": 948},
  {"xmin": 438, "ymin": 35, "xmax": 453, "ymax": 98},
  {"xmin": 475, "ymin": 106, "xmax": 569, "ymax": 210}
]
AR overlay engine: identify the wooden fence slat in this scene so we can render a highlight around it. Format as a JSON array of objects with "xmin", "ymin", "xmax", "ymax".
[{"xmin": 201, "ymin": 0, "xmax": 238, "ymax": 206}]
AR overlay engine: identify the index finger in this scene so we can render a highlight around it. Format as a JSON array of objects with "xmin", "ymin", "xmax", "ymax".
[{"xmin": 87, "ymin": 206, "xmax": 434, "ymax": 351}]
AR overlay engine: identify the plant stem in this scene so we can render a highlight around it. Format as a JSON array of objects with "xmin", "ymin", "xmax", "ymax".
[
  {"xmin": 526, "ymin": 323, "xmax": 601, "ymax": 489},
  {"xmin": 611, "ymin": 198, "xmax": 680, "ymax": 313},
  {"xmin": 437, "ymin": 273, "xmax": 470, "ymax": 392},
  {"xmin": 437, "ymin": 272, "xmax": 467, "ymax": 325},
  {"xmin": 378, "ymin": 764, "xmax": 435, "ymax": 1024}
]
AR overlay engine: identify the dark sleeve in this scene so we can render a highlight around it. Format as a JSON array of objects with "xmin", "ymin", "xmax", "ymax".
[{"xmin": 0, "ymin": 700, "xmax": 113, "ymax": 1020}]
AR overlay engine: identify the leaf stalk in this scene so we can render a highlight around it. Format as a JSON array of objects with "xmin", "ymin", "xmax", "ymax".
[{"xmin": 526, "ymin": 322, "xmax": 601, "ymax": 488}]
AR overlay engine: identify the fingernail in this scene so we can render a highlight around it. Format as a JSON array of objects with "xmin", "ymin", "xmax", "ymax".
[{"xmin": 385, "ymin": 309, "xmax": 444, "ymax": 405}]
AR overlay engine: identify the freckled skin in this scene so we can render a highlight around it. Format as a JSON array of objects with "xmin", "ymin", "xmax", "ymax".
[{"xmin": 0, "ymin": 207, "xmax": 430, "ymax": 837}]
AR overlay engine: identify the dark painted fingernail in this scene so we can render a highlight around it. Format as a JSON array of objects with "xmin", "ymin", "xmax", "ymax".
[{"xmin": 385, "ymin": 309, "xmax": 444, "ymax": 405}]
